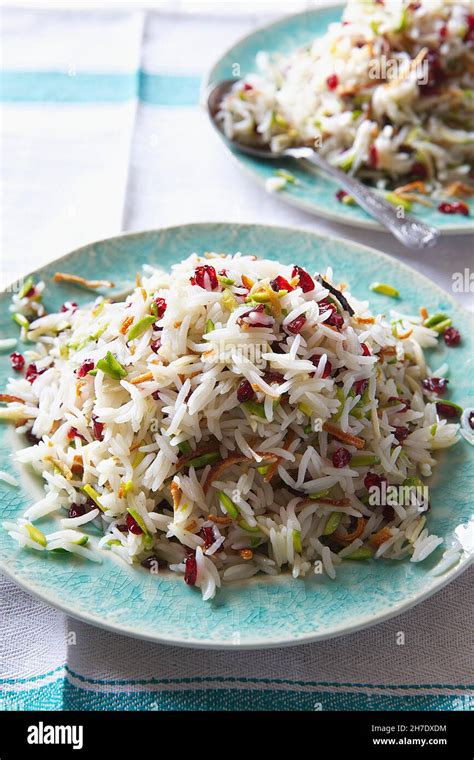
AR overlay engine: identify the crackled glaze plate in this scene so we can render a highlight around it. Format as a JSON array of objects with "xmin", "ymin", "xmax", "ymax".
[
  {"xmin": 203, "ymin": 5, "xmax": 473, "ymax": 234},
  {"xmin": 0, "ymin": 223, "xmax": 473, "ymax": 648}
]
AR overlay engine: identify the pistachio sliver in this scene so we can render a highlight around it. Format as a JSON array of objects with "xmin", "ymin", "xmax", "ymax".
[
  {"xmin": 177, "ymin": 440, "xmax": 192, "ymax": 455},
  {"xmin": 322, "ymin": 512, "xmax": 342, "ymax": 536},
  {"xmin": 132, "ymin": 449, "xmax": 145, "ymax": 468},
  {"xmin": 369, "ymin": 282, "xmax": 400, "ymax": 298},
  {"xmin": 345, "ymin": 547, "xmax": 373, "ymax": 561},
  {"xmin": 297, "ymin": 401, "xmax": 312, "ymax": 418},
  {"xmin": 309, "ymin": 488, "xmax": 332, "ymax": 500},
  {"xmin": 243, "ymin": 400, "xmax": 266, "ymax": 419},
  {"xmin": 402, "ymin": 476, "xmax": 424, "ymax": 488},
  {"xmin": 386, "ymin": 192, "xmax": 412, "ymax": 211},
  {"xmin": 275, "ymin": 169, "xmax": 297, "ymax": 184},
  {"xmin": 73, "ymin": 535, "xmax": 89, "ymax": 547},
  {"xmin": 127, "ymin": 315, "xmax": 155, "ymax": 341},
  {"xmin": 238, "ymin": 518, "xmax": 260, "ymax": 533},
  {"xmin": 82, "ymin": 484, "xmax": 105, "ymax": 512},
  {"xmin": 126, "ymin": 507, "xmax": 149, "ymax": 536},
  {"xmin": 18, "ymin": 277, "xmax": 34, "ymax": 299},
  {"xmin": 12, "ymin": 313, "xmax": 29, "ymax": 329},
  {"xmin": 187, "ymin": 451, "xmax": 220, "ymax": 468},
  {"xmin": 432, "ymin": 318, "xmax": 452, "ymax": 333},
  {"xmin": 292, "ymin": 529, "xmax": 302, "ymax": 553},
  {"xmin": 252, "ymin": 292, "xmax": 271, "ymax": 304},
  {"xmin": 332, "ymin": 388, "xmax": 345, "ymax": 422},
  {"xmin": 25, "ymin": 523, "xmax": 47, "ymax": 547},
  {"xmin": 423, "ymin": 312, "xmax": 448, "ymax": 328},
  {"xmin": 350, "ymin": 454, "xmax": 381, "ymax": 467},
  {"xmin": 96, "ymin": 351, "xmax": 127, "ymax": 380},
  {"xmin": 221, "ymin": 289, "xmax": 239, "ymax": 311},
  {"xmin": 217, "ymin": 491, "xmax": 239, "ymax": 519}
]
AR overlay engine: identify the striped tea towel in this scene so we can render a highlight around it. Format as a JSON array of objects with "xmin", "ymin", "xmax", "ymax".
[{"xmin": 1, "ymin": 6, "xmax": 473, "ymax": 712}]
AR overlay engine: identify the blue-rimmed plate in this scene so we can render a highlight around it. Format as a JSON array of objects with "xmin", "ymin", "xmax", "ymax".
[
  {"xmin": 203, "ymin": 5, "xmax": 473, "ymax": 234},
  {"xmin": 0, "ymin": 223, "xmax": 473, "ymax": 648}
]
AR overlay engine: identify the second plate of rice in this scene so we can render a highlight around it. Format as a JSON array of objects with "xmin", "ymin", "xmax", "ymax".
[{"xmin": 205, "ymin": 1, "xmax": 474, "ymax": 233}]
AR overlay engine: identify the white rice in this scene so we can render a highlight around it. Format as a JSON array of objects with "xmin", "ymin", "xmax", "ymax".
[
  {"xmin": 217, "ymin": 0, "xmax": 474, "ymax": 199},
  {"xmin": 0, "ymin": 471, "xmax": 19, "ymax": 487},
  {"xmin": 0, "ymin": 339, "xmax": 18, "ymax": 352},
  {"xmin": 0, "ymin": 251, "xmax": 461, "ymax": 599}
]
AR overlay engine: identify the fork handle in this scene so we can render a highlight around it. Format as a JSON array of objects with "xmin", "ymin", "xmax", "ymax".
[{"xmin": 288, "ymin": 148, "xmax": 440, "ymax": 250}]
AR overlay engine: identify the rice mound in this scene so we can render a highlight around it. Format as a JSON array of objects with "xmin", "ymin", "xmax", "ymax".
[
  {"xmin": 218, "ymin": 0, "xmax": 474, "ymax": 195},
  {"xmin": 2, "ymin": 252, "xmax": 459, "ymax": 599}
]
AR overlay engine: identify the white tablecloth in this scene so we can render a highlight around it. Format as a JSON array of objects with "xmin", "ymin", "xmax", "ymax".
[{"xmin": 1, "ymin": 6, "xmax": 473, "ymax": 712}]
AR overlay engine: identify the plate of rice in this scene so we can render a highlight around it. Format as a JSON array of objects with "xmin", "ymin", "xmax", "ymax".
[
  {"xmin": 0, "ymin": 222, "xmax": 473, "ymax": 648},
  {"xmin": 205, "ymin": 0, "xmax": 474, "ymax": 233}
]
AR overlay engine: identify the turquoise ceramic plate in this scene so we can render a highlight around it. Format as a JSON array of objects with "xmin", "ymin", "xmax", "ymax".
[
  {"xmin": 204, "ymin": 5, "xmax": 473, "ymax": 234},
  {"xmin": 0, "ymin": 223, "xmax": 473, "ymax": 648}
]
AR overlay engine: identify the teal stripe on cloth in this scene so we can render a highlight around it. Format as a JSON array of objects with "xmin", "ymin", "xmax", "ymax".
[
  {"xmin": 62, "ymin": 672, "xmax": 474, "ymax": 692},
  {"xmin": 0, "ymin": 71, "xmax": 138, "ymax": 103},
  {"xmin": 139, "ymin": 73, "xmax": 201, "ymax": 106},
  {"xmin": 1, "ymin": 679, "xmax": 64, "ymax": 712},
  {"xmin": 0, "ymin": 70, "xmax": 201, "ymax": 105},
  {"xmin": 0, "ymin": 664, "xmax": 64, "ymax": 685},
  {"xmin": 1, "ymin": 678, "xmax": 471, "ymax": 711},
  {"xmin": 3, "ymin": 666, "xmax": 472, "ymax": 691}
]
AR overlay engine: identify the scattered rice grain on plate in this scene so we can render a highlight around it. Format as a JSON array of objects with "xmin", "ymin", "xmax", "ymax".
[{"xmin": 0, "ymin": 471, "xmax": 19, "ymax": 487}]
